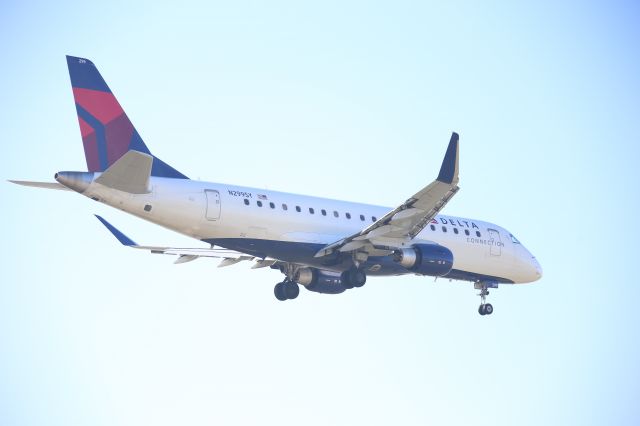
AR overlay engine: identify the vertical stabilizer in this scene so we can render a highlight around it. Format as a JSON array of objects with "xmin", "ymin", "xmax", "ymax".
[{"xmin": 66, "ymin": 56, "xmax": 188, "ymax": 179}]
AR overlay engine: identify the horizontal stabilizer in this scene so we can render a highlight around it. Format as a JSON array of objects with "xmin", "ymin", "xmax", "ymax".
[
  {"xmin": 8, "ymin": 180, "xmax": 72, "ymax": 191},
  {"xmin": 94, "ymin": 150, "xmax": 152, "ymax": 194}
]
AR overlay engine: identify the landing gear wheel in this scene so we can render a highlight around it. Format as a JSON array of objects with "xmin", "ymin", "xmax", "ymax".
[
  {"xmin": 350, "ymin": 269, "xmax": 367, "ymax": 288},
  {"xmin": 342, "ymin": 271, "xmax": 355, "ymax": 289},
  {"xmin": 476, "ymin": 281, "xmax": 496, "ymax": 315},
  {"xmin": 284, "ymin": 281, "xmax": 300, "ymax": 299},
  {"xmin": 478, "ymin": 303, "xmax": 494, "ymax": 316},
  {"xmin": 274, "ymin": 282, "xmax": 287, "ymax": 301},
  {"xmin": 342, "ymin": 268, "xmax": 366, "ymax": 289}
]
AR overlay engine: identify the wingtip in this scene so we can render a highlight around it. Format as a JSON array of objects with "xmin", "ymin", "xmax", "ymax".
[{"xmin": 95, "ymin": 215, "xmax": 137, "ymax": 246}]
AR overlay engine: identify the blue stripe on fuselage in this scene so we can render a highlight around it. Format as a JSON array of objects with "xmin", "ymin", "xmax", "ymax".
[
  {"xmin": 203, "ymin": 238, "xmax": 408, "ymax": 275},
  {"xmin": 205, "ymin": 237, "xmax": 515, "ymax": 283}
]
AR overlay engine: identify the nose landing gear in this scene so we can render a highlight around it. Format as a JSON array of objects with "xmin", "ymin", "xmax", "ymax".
[
  {"xmin": 478, "ymin": 301, "xmax": 493, "ymax": 315},
  {"xmin": 475, "ymin": 281, "xmax": 498, "ymax": 315}
]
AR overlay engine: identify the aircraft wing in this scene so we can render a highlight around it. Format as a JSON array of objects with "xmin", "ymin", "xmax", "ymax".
[
  {"xmin": 315, "ymin": 132, "xmax": 460, "ymax": 258},
  {"xmin": 95, "ymin": 215, "xmax": 258, "ymax": 266}
]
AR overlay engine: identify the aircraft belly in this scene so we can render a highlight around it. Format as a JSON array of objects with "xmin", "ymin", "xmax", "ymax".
[{"xmin": 204, "ymin": 237, "xmax": 408, "ymax": 275}]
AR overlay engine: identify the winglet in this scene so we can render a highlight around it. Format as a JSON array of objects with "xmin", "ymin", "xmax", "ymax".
[
  {"xmin": 436, "ymin": 132, "xmax": 459, "ymax": 185},
  {"xmin": 95, "ymin": 215, "xmax": 137, "ymax": 246}
]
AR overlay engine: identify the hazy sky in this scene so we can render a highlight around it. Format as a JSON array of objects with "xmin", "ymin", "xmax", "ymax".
[{"xmin": 1, "ymin": 1, "xmax": 639, "ymax": 425}]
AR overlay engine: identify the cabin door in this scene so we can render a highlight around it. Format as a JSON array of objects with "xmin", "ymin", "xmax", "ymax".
[
  {"xmin": 205, "ymin": 190, "xmax": 221, "ymax": 221},
  {"xmin": 488, "ymin": 228, "xmax": 502, "ymax": 256}
]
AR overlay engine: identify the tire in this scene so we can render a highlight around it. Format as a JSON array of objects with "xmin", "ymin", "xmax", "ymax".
[
  {"xmin": 284, "ymin": 281, "xmax": 300, "ymax": 299},
  {"xmin": 350, "ymin": 269, "xmax": 367, "ymax": 288},
  {"xmin": 274, "ymin": 282, "xmax": 287, "ymax": 301},
  {"xmin": 484, "ymin": 303, "xmax": 493, "ymax": 315},
  {"xmin": 341, "ymin": 271, "xmax": 355, "ymax": 289},
  {"xmin": 478, "ymin": 304, "xmax": 486, "ymax": 315}
]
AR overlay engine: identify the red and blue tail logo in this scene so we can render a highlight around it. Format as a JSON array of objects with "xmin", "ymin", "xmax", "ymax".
[{"xmin": 66, "ymin": 56, "xmax": 187, "ymax": 179}]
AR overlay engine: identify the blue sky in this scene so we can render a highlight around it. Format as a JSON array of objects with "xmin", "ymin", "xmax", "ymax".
[{"xmin": 1, "ymin": 1, "xmax": 639, "ymax": 425}]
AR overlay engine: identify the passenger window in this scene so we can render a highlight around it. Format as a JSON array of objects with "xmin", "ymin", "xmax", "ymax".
[
  {"xmin": 346, "ymin": 213, "xmax": 351, "ymax": 219},
  {"xmin": 334, "ymin": 211, "xmax": 339, "ymax": 218},
  {"xmin": 453, "ymin": 228, "xmax": 459, "ymax": 234},
  {"xmin": 465, "ymin": 229, "xmax": 470, "ymax": 236},
  {"xmin": 282, "ymin": 204, "xmax": 288, "ymax": 211},
  {"xmin": 243, "ymin": 199, "xmax": 249, "ymax": 206},
  {"xmin": 269, "ymin": 202, "xmax": 275, "ymax": 209},
  {"xmin": 360, "ymin": 214, "xmax": 365, "ymax": 221},
  {"xmin": 295, "ymin": 206, "xmax": 301, "ymax": 212},
  {"xmin": 442, "ymin": 226, "xmax": 447, "ymax": 232},
  {"xmin": 321, "ymin": 209, "xmax": 327, "ymax": 216},
  {"xmin": 309, "ymin": 207, "xmax": 315, "ymax": 214},
  {"xmin": 430, "ymin": 224, "xmax": 436, "ymax": 231},
  {"xmin": 372, "ymin": 216, "xmax": 377, "ymax": 222},
  {"xmin": 476, "ymin": 231, "xmax": 481, "ymax": 237},
  {"xmin": 257, "ymin": 201, "xmax": 263, "ymax": 207}
]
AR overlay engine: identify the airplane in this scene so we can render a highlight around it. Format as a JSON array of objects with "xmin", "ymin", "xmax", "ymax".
[{"xmin": 10, "ymin": 56, "xmax": 542, "ymax": 315}]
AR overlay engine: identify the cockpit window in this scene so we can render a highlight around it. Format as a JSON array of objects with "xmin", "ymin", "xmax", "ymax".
[{"xmin": 510, "ymin": 234, "xmax": 520, "ymax": 244}]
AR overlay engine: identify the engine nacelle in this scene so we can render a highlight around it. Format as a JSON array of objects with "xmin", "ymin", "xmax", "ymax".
[
  {"xmin": 393, "ymin": 244, "xmax": 454, "ymax": 276},
  {"xmin": 295, "ymin": 268, "xmax": 347, "ymax": 294}
]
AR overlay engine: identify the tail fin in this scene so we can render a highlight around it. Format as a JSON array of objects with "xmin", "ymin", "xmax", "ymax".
[{"xmin": 66, "ymin": 55, "xmax": 188, "ymax": 179}]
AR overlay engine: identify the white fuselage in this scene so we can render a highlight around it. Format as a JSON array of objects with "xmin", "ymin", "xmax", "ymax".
[{"xmin": 81, "ymin": 176, "xmax": 542, "ymax": 284}]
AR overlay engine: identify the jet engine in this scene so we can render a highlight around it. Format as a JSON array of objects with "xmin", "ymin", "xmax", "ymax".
[
  {"xmin": 393, "ymin": 244, "xmax": 454, "ymax": 276},
  {"xmin": 294, "ymin": 268, "xmax": 347, "ymax": 294}
]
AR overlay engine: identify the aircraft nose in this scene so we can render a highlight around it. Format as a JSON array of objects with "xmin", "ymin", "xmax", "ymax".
[{"xmin": 532, "ymin": 257, "xmax": 543, "ymax": 280}]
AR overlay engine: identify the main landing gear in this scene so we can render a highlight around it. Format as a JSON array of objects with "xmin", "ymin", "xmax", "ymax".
[
  {"xmin": 341, "ymin": 267, "xmax": 367, "ymax": 289},
  {"xmin": 273, "ymin": 265, "xmax": 367, "ymax": 301},
  {"xmin": 274, "ymin": 280, "xmax": 299, "ymax": 301},
  {"xmin": 476, "ymin": 281, "xmax": 497, "ymax": 316}
]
